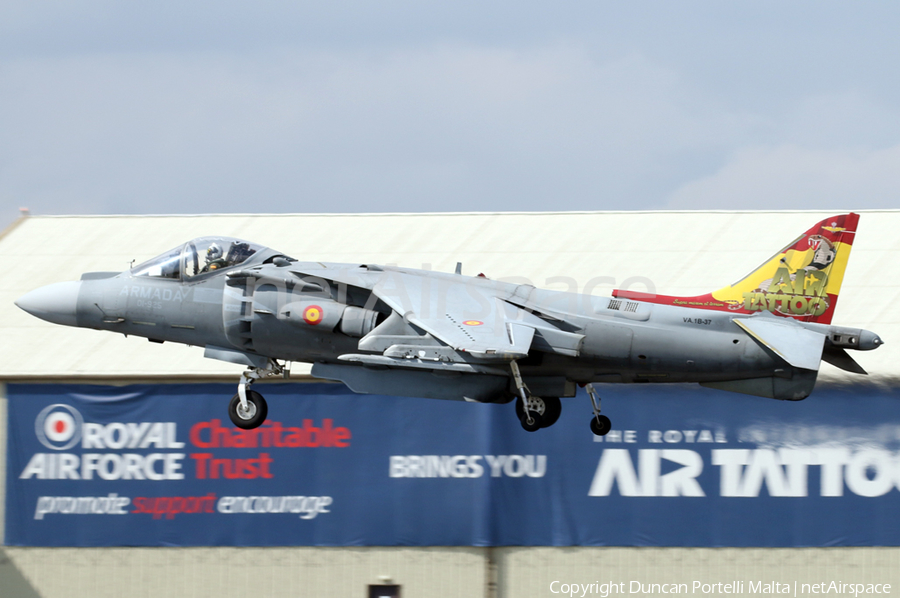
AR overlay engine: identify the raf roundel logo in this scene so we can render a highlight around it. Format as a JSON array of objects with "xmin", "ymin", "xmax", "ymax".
[
  {"xmin": 303, "ymin": 305, "xmax": 324, "ymax": 325},
  {"xmin": 462, "ymin": 320, "xmax": 483, "ymax": 326},
  {"xmin": 35, "ymin": 404, "xmax": 83, "ymax": 450}
]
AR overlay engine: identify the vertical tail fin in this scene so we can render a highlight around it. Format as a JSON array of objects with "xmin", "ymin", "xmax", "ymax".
[{"xmin": 613, "ymin": 213, "xmax": 859, "ymax": 324}]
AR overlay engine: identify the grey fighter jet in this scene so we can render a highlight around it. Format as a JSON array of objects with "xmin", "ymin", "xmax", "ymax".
[{"xmin": 16, "ymin": 213, "xmax": 883, "ymax": 435}]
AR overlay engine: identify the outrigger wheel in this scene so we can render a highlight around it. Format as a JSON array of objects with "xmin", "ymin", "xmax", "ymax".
[
  {"xmin": 585, "ymin": 383, "xmax": 611, "ymax": 436},
  {"xmin": 590, "ymin": 414, "xmax": 611, "ymax": 436},
  {"xmin": 228, "ymin": 390, "xmax": 268, "ymax": 429}
]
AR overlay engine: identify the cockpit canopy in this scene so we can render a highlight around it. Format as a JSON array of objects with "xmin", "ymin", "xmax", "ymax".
[{"xmin": 131, "ymin": 237, "xmax": 266, "ymax": 280}]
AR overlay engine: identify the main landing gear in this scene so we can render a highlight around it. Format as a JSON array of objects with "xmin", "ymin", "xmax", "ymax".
[
  {"xmin": 515, "ymin": 395, "xmax": 562, "ymax": 432},
  {"xmin": 509, "ymin": 363, "xmax": 612, "ymax": 435},
  {"xmin": 228, "ymin": 359, "xmax": 285, "ymax": 429},
  {"xmin": 509, "ymin": 360, "xmax": 562, "ymax": 432}
]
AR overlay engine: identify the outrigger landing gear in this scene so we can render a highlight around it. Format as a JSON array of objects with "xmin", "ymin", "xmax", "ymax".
[
  {"xmin": 509, "ymin": 361, "xmax": 562, "ymax": 432},
  {"xmin": 228, "ymin": 359, "xmax": 284, "ymax": 429},
  {"xmin": 586, "ymin": 383, "xmax": 611, "ymax": 436}
]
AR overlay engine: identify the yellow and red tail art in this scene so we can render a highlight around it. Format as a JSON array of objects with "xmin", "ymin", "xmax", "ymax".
[{"xmin": 613, "ymin": 213, "xmax": 859, "ymax": 325}]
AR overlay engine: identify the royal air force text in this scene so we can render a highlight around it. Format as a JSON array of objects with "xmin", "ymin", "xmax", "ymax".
[{"xmin": 20, "ymin": 418, "xmax": 351, "ymax": 481}]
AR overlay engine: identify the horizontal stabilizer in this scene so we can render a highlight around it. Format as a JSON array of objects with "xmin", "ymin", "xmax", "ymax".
[
  {"xmin": 821, "ymin": 346, "xmax": 868, "ymax": 375},
  {"xmin": 733, "ymin": 317, "xmax": 826, "ymax": 371}
]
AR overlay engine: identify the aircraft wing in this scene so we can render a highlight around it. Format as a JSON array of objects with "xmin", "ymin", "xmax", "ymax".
[
  {"xmin": 290, "ymin": 266, "xmax": 583, "ymax": 362},
  {"xmin": 370, "ymin": 269, "xmax": 588, "ymax": 361}
]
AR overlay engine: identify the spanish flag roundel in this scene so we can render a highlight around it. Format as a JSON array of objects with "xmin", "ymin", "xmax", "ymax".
[
  {"xmin": 462, "ymin": 320, "xmax": 483, "ymax": 326},
  {"xmin": 303, "ymin": 305, "xmax": 323, "ymax": 325}
]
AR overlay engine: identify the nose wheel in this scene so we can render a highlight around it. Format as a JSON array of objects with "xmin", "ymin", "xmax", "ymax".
[
  {"xmin": 228, "ymin": 390, "xmax": 268, "ymax": 429},
  {"xmin": 228, "ymin": 359, "xmax": 283, "ymax": 429}
]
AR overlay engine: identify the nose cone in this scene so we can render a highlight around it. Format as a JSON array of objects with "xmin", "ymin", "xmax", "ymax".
[{"xmin": 15, "ymin": 281, "xmax": 83, "ymax": 327}]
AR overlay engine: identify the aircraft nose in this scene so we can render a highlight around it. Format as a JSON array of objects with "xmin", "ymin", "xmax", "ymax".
[{"xmin": 15, "ymin": 281, "xmax": 83, "ymax": 327}]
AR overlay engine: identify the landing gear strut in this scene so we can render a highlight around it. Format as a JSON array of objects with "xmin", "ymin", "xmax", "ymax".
[
  {"xmin": 586, "ymin": 383, "xmax": 611, "ymax": 436},
  {"xmin": 509, "ymin": 361, "xmax": 562, "ymax": 432},
  {"xmin": 228, "ymin": 359, "xmax": 284, "ymax": 429}
]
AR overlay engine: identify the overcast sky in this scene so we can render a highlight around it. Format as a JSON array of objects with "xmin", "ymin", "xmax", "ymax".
[{"xmin": 1, "ymin": 2, "xmax": 898, "ymax": 228}]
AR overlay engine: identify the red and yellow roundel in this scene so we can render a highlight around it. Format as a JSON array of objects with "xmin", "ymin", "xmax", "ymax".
[
  {"xmin": 462, "ymin": 320, "xmax": 483, "ymax": 326},
  {"xmin": 303, "ymin": 305, "xmax": 324, "ymax": 325}
]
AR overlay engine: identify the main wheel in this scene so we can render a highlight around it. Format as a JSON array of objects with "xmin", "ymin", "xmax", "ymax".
[
  {"xmin": 515, "ymin": 396, "xmax": 543, "ymax": 432},
  {"xmin": 228, "ymin": 390, "xmax": 268, "ymax": 429},
  {"xmin": 540, "ymin": 397, "xmax": 562, "ymax": 428},
  {"xmin": 520, "ymin": 411, "xmax": 543, "ymax": 432},
  {"xmin": 515, "ymin": 395, "xmax": 545, "ymax": 419},
  {"xmin": 590, "ymin": 414, "xmax": 611, "ymax": 436}
]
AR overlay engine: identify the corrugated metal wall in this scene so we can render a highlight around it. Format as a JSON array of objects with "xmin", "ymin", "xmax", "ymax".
[
  {"xmin": 2, "ymin": 546, "xmax": 900, "ymax": 598},
  {"xmin": 496, "ymin": 547, "xmax": 900, "ymax": 598},
  {"xmin": 3, "ymin": 546, "xmax": 486, "ymax": 598}
]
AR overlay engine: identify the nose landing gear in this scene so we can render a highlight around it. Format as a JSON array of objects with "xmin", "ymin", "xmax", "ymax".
[
  {"xmin": 228, "ymin": 390, "xmax": 268, "ymax": 429},
  {"xmin": 228, "ymin": 359, "xmax": 284, "ymax": 429}
]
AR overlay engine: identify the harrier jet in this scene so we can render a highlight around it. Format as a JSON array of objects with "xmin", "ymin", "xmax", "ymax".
[{"xmin": 16, "ymin": 213, "xmax": 882, "ymax": 434}]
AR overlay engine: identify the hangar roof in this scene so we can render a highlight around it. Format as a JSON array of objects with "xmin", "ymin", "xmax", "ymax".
[{"xmin": 2, "ymin": 210, "xmax": 897, "ymax": 385}]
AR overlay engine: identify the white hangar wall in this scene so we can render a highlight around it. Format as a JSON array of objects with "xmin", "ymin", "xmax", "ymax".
[
  {"xmin": 2, "ymin": 211, "xmax": 899, "ymax": 598},
  {"xmin": 3, "ymin": 542, "xmax": 900, "ymax": 598}
]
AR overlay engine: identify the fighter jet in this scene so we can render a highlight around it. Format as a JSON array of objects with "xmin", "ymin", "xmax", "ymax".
[{"xmin": 16, "ymin": 213, "xmax": 883, "ymax": 435}]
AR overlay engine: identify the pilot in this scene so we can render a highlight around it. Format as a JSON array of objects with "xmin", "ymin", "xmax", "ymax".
[{"xmin": 205, "ymin": 243, "xmax": 228, "ymax": 271}]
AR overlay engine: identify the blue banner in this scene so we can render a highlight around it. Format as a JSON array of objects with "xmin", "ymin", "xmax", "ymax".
[{"xmin": 5, "ymin": 382, "xmax": 900, "ymax": 547}]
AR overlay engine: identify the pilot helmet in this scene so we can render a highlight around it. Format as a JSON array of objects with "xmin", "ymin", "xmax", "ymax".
[{"xmin": 207, "ymin": 243, "xmax": 223, "ymax": 261}]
